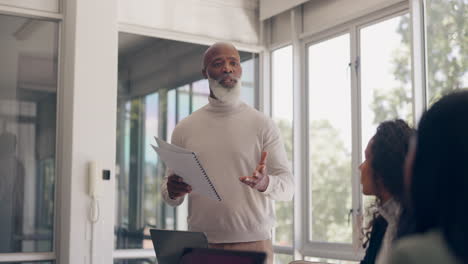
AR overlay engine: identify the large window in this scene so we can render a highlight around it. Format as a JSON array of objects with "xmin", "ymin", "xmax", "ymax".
[
  {"xmin": 307, "ymin": 34, "xmax": 353, "ymax": 244},
  {"xmin": 271, "ymin": 45, "xmax": 294, "ymax": 252},
  {"xmin": 359, "ymin": 13, "xmax": 413, "ymax": 219},
  {"xmin": 302, "ymin": 11, "xmax": 413, "ymax": 260},
  {"xmin": 0, "ymin": 13, "xmax": 58, "ymax": 261},
  {"xmin": 360, "ymin": 14, "xmax": 413, "ymax": 149},
  {"xmin": 425, "ymin": 0, "xmax": 468, "ymax": 105}
]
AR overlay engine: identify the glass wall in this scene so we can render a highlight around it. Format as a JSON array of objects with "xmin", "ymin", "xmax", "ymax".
[
  {"xmin": 0, "ymin": 14, "xmax": 58, "ymax": 255},
  {"xmin": 307, "ymin": 34, "xmax": 353, "ymax": 244},
  {"xmin": 271, "ymin": 45, "xmax": 293, "ymax": 248},
  {"xmin": 115, "ymin": 35, "xmax": 258, "ymax": 254}
]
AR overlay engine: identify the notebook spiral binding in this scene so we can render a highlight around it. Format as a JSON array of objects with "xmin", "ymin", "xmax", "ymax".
[{"xmin": 192, "ymin": 153, "xmax": 222, "ymax": 201}]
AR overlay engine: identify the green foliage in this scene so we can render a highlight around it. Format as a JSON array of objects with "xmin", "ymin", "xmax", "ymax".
[
  {"xmin": 425, "ymin": 0, "xmax": 468, "ymax": 104},
  {"xmin": 274, "ymin": 119, "xmax": 294, "ymax": 246},
  {"xmin": 370, "ymin": 14, "xmax": 413, "ymax": 125},
  {"xmin": 309, "ymin": 120, "xmax": 352, "ymax": 243},
  {"xmin": 372, "ymin": 0, "xmax": 468, "ymax": 121}
]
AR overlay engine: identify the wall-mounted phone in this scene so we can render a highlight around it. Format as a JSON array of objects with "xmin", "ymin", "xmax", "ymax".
[
  {"xmin": 87, "ymin": 161, "xmax": 102, "ymax": 223},
  {"xmin": 88, "ymin": 161, "xmax": 102, "ymax": 198}
]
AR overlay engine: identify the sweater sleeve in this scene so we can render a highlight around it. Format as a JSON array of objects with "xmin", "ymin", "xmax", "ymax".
[
  {"xmin": 260, "ymin": 118, "xmax": 294, "ymax": 201},
  {"xmin": 161, "ymin": 127, "xmax": 186, "ymax": 207}
]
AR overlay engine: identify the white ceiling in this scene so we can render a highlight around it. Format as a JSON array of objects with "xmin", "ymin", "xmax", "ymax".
[{"xmin": 118, "ymin": 32, "xmax": 158, "ymax": 56}]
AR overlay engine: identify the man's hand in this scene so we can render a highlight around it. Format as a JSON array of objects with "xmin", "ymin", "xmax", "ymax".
[
  {"xmin": 239, "ymin": 152, "xmax": 269, "ymax": 192},
  {"xmin": 167, "ymin": 174, "xmax": 192, "ymax": 199}
]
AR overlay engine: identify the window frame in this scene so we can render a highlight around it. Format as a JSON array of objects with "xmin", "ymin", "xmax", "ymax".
[
  {"xmin": 270, "ymin": 44, "xmax": 294, "ymax": 254},
  {"xmin": 295, "ymin": 2, "xmax": 419, "ymax": 261},
  {"xmin": 0, "ymin": 7, "xmax": 61, "ymax": 264},
  {"xmin": 302, "ymin": 29, "xmax": 358, "ymax": 260}
]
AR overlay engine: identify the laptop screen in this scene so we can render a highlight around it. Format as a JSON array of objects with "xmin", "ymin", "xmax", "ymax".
[{"xmin": 179, "ymin": 248, "xmax": 266, "ymax": 264}]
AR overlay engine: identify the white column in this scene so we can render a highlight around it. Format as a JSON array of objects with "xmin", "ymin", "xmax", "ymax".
[
  {"xmin": 291, "ymin": 6, "xmax": 305, "ymax": 260},
  {"xmin": 57, "ymin": 0, "xmax": 117, "ymax": 264}
]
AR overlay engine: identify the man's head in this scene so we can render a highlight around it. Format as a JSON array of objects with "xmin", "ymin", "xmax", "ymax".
[{"xmin": 202, "ymin": 42, "xmax": 243, "ymax": 102}]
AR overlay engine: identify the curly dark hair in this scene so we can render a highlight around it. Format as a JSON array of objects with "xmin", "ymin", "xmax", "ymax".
[{"xmin": 362, "ymin": 119, "xmax": 414, "ymax": 248}]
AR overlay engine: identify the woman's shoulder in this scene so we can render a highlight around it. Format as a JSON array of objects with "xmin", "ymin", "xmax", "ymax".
[{"xmin": 386, "ymin": 229, "xmax": 461, "ymax": 264}]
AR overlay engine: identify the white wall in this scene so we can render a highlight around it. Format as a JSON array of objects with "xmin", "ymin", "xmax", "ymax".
[
  {"xmin": 0, "ymin": 0, "xmax": 59, "ymax": 13},
  {"xmin": 266, "ymin": 0, "xmax": 407, "ymax": 46},
  {"xmin": 59, "ymin": 0, "xmax": 117, "ymax": 263},
  {"xmin": 260, "ymin": 0, "xmax": 308, "ymax": 20},
  {"xmin": 270, "ymin": 10, "xmax": 291, "ymax": 47},
  {"xmin": 303, "ymin": 0, "xmax": 406, "ymax": 36},
  {"xmin": 118, "ymin": 0, "xmax": 260, "ymax": 45}
]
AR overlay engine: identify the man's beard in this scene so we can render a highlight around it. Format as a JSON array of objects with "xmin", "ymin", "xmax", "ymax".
[{"xmin": 208, "ymin": 75, "xmax": 241, "ymax": 103}]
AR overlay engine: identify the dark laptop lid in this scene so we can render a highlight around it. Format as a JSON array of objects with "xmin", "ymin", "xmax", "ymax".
[
  {"xmin": 179, "ymin": 248, "xmax": 266, "ymax": 264},
  {"xmin": 150, "ymin": 229, "xmax": 208, "ymax": 264}
]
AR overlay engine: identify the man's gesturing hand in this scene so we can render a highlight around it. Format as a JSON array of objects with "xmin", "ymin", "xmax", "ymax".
[
  {"xmin": 239, "ymin": 151, "xmax": 270, "ymax": 192},
  {"xmin": 167, "ymin": 174, "xmax": 192, "ymax": 199}
]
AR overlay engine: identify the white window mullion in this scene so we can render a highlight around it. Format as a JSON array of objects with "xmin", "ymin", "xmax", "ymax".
[
  {"xmin": 291, "ymin": 6, "xmax": 306, "ymax": 261},
  {"xmin": 113, "ymin": 249, "xmax": 155, "ymax": 260},
  {"xmin": 410, "ymin": 0, "xmax": 427, "ymax": 123},
  {"xmin": 273, "ymin": 245, "xmax": 294, "ymax": 255},
  {"xmin": 302, "ymin": 242, "xmax": 360, "ymax": 261},
  {"xmin": 0, "ymin": 252, "xmax": 55, "ymax": 263},
  {"xmin": 259, "ymin": 19, "xmax": 272, "ymax": 115},
  {"xmin": 350, "ymin": 23, "xmax": 365, "ymax": 256}
]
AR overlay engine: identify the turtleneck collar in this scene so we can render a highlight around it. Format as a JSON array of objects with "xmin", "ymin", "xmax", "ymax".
[
  {"xmin": 205, "ymin": 96, "xmax": 245, "ymax": 114},
  {"xmin": 378, "ymin": 198, "xmax": 401, "ymax": 226}
]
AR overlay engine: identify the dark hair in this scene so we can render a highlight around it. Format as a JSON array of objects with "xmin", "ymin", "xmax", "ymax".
[
  {"xmin": 409, "ymin": 90, "xmax": 468, "ymax": 262},
  {"xmin": 362, "ymin": 119, "xmax": 414, "ymax": 247},
  {"xmin": 371, "ymin": 119, "xmax": 414, "ymax": 201}
]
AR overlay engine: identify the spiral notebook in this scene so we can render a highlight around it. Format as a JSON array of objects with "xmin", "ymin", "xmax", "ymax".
[{"xmin": 152, "ymin": 137, "xmax": 221, "ymax": 201}]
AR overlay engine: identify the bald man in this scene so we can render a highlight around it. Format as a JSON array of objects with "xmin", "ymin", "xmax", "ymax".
[{"xmin": 161, "ymin": 43, "xmax": 293, "ymax": 264}]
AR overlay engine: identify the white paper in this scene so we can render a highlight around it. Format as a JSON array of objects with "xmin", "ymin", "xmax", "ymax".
[{"xmin": 151, "ymin": 139, "xmax": 221, "ymax": 201}]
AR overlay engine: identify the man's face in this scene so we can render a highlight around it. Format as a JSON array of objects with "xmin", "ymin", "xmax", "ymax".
[{"xmin": 203, "ymin": 45, "xmax": 242, "ymax": 89}]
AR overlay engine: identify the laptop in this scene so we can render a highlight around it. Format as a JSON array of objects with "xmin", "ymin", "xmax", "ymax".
[
  {"xmin": 180, "ymin": 247, "xmax": 266, "ymax": 264},
  {"xmin": 150, "ymin": 229, "xmax": 208, "ymax": 264}
]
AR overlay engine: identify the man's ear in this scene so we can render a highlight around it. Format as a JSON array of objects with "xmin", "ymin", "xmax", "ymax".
[{"xmin": 202, "ymin": 69, "xmax": 208, "ymax": 79}]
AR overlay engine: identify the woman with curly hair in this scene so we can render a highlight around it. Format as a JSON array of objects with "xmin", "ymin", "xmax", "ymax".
[{"xmin": 359, "ymin": 119, "xmax": 414, "ymax": 264}]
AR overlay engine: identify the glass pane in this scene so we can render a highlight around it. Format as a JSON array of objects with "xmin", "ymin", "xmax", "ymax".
[
  {"xmin": 240, "ymin": 56, "xmax": 257, "ymax": 107},
  {"xmin": 271, "ymin": 46, "xmax": 293, "ymax": 247},
  {"xmin": 426, "ymin": 0, "xmax": 468, "ymax": 105},
  {"xmin": 0, "ymin": 14, "xmax": 58, "ymax": 253},
  {"xmin": 360, "ymin": 14, "xmax": 413, "ymax": 157},
  {"xmin": 305, "ymin": 256, "xmax": 358, "ymax": 264},
  {"xmin": 360, "ymin": 13, "xmax": 413, "ymax": 229},
  {"xmin": 177, "ymin": 85, "xmax": 190, "ymax": 121},
  {"xmin": 308, "ymin": 34, "xmax": 352, "ymax": 243},
  {"xmin": 274, "ymin": 254, "xmax": 293, "ymax": 264},
  {"xmin": 114, "ymin": 259, "xmax": 156, "ymax": 264},
  {"xmin": 116, "ymin": 34, "xmax": 259, "ymax": 251},
  {"xmin": 191, "ymin": 80, "xmax": 210, "ymax": 112},
  {"xmin": 115, "ymin": 93, "xmax": 175, "ymax": 249},
  {"xmin": 166, "ymin": 89, "xmax": 176, "ymax": 143},
  {"xmin": 0, "ymin": 261, "xmax": 55, "ymax": 264}
]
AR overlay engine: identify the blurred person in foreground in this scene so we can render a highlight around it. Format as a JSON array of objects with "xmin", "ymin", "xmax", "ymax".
[{"xmin": 386, "ymin": 90, "xmax": 468, "ymax": 264}]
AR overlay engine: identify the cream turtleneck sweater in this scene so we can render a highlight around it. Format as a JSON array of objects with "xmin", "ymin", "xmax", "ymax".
[{"xmin": 161, "ymin": 97, "xmax": 294, "ymax": 243}]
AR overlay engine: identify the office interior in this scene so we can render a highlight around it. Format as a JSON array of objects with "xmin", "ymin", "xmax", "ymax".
[{"xmin": 0, "ymin": 0, "xmax": 466, "ymax": 263}]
